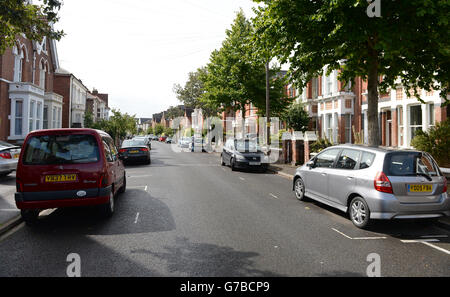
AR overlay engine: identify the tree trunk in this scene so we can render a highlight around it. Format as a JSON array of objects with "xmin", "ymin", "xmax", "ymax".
[
  {"xmin": 367, "ymin": 44, "xmax": 381, "ymax": 146},
  {"xmin": 265, "ymin": 61, "xmax": 271, "ymax": 145}
]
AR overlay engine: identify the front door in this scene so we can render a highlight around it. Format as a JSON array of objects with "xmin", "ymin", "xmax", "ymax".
[{"xmin": 306, "ymin": 148, "xmax": 341, "ymax": 200}]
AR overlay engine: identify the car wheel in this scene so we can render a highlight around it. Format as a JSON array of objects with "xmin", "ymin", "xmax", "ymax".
[
  {"xmin": 119, "ymin": 175, "xmax": 126, "ymax": 194},
  {"xmin": 294, "ymin": 177, "xmax": 306, "ymax": 201},
  {"xmin": 21, "ymin": 209, "xmax": 39, "ymax": 226},
  {"xmin": 100, "ymin": 191, "xmax": 115, "ymax": 218},
  {"xmin": 221, "ymin": 154, "xmax": 225, "ymax": 166},
  {"xmin": 0, "ymin": 171, "xmax": 12, "ymax": 178},
  {"xmin": 349, "ymin": 197, "xmax": 371, "ymax": 229},
  {"xmin": 146, "ymin": 158, "xmax": 151, "ymax": 165},
  {"xmin": 231, "ymin": 158, "xmax": 237, "ymax": 171}
]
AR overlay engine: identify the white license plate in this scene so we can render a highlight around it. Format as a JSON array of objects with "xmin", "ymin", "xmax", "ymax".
[{"xmin": 249, "ymin": 162, "xmax": 261, "ymax": 166}]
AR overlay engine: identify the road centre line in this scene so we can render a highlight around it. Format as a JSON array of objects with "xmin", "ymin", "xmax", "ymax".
[{"xmin": 128, "ymin": 175, "xmax": 152, "ymax": 179}]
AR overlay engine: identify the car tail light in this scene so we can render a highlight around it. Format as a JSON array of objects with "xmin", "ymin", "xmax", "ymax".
[
  {"xmin": 0, "ymin": 152, "xmax": 12, "ymax": 159},
  {"xmin": 374, "ymin": 172, "xmax": 393, "ymax": 194},
  {"xmin": 16, "ymin": 178, "xmax": 23, "ymax": 192},
  {"xmin": 119, "ymin": 149, "xmax": 127, "ymax": 153},
  {"xmin": 140, "ymin": 148, "xmax": 149, "ymax": 152},
  {"xmin": 443, "ymin": 178, "xmax": 448, "ymax": 194},
  {"xmin": 98, "ymin": 173, "xmax": 108, "ymax": 188}
]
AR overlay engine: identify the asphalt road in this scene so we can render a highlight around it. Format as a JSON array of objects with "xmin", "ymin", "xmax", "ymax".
[{"xmin": 0, "ymin": 141, "xmax": 449, "ymax": 276}]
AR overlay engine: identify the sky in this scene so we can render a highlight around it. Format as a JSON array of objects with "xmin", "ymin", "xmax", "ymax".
[{"xmin": 54, "ymin": 0, "xmax": 259, "ymax": 118}]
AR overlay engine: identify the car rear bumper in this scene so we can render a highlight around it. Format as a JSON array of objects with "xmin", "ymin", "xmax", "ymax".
[
  {"xmin": 366, "ymin": 192, "xmax": 450, "ymax": 220},
  {"xmin": 15, "ymin": 186, "xmax": 112, "ymax": 210}
]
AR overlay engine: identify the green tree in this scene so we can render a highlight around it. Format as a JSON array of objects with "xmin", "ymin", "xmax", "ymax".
[
  {"xmin": 200, "ymin": 10, "xmax": 291, "ymax": 125},
  {"xmin": 253, "ymin": 0, "xmax": 450, "ymax": 146},
  {"xmin": 83, "ymin": 111, "xmax": 94, "ymax": 128},
  {"xmin": 283, "ymin": 103, "xmax": 310, "ymax": 132},
  {"xmin": 146, "ymin": 127, "xmax": 154, "ymax": 135},
  {"xmin": 0, "ymin": 0, "xmax": 65, "ymax": 54},
  {"xmin": 165, "ymin": 106, "xmax": 185, "ymax": 120},
  {"xmin": 411, "ymin": 119, "xmax": 450, "ymax": 167},
  {"xmin": 154, "ymin": 124, "xmax": 164, "ymax": 136},
  {"xmin": 93, "ymin": 109, "xmax": 137, "ymax": 145},
  {"xmin": 173, "ymin": 67, "xmax": 217, "ymax": 118},
  {"xmin": 163, "ymin": 127, "xmax": 174, "ymax": 137}
]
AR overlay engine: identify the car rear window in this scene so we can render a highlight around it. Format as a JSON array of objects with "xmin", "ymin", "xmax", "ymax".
[
  {"xmin": 23, "ymin": 134, "xmax": 100, "ymax": 165},
  {"xmin": 384, "ymin": 152, "xmax": 440, "ymax": 177},
  {"xmin": 122, "ymin": 140, "xmax": 146, "ymax": 147}
]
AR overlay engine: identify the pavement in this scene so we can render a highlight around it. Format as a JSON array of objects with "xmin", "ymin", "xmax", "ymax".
[
  {"xmin": 0, "ymin": 142, "xmax": 449, "ymax": 276},
  {"xmin": 0, "ymin": 173, "xmax": 22, "ymax": 237}
]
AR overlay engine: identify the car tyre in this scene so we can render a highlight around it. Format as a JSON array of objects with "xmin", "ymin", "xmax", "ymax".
[
  {"xmin": 0, "ymin": 171, "xmax": 12, "ymax": 178},
  {"xmin": 100, "ymin": 191, "xmax": 115, "ymax": 218},
  {"xmin": 21, "ymin": 209, "xmax": 39, "ymax": 226},
  {"xmin": 294, "ymin": 177, "xmax": 307, "ymax": 201},
  {"xmin": 119, "ymin": 175, "xmax": 126, "ymax": 194},
  {"xmin": 349, "ymin": 196, "xmax": 371, "ymax": 229},
  {"xmin": 221, "ymin": 154, "xmax": 225, "ymax": 166},
  {"xmin": 231, "ymin": 158, "xmax": 237, "ymax": 171}
]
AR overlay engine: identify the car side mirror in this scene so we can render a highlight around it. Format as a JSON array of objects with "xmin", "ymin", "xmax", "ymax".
[{"xmin": 306, "ymin": 160, "xmax": 315, "ymax": 168}]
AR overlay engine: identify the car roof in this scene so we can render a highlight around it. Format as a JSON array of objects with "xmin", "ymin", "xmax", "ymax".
[
  {"xmin": 332, "ymin": 144, "xmax": 422, "ymax": 154},
  {"xmin": 26, "ymin": 128, "xmax": 111, "ymax": 138}
]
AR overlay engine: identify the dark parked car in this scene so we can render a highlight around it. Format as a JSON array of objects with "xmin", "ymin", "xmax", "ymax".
[
  {"xmin": 0, "ymin": 140, "xmax": 21, "ymax": 177},
  {"xmin": 293, "ymin": 145, "xmax": 449, "ymax": 228},
  {"xmin": 221, "ymin": 139, "xmax": 268, "ymax": 172},
  {"xmin": 15, "ymin": 129, "xmax": 126, "ymax": 224},
  {"xmin": 119, "ymin": 139, "xmax": 151, "ymax": 165}
]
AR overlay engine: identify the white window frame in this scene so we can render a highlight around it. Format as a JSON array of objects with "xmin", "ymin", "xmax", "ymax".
[
  {"xmin": 14, "ymin": 100, "xmax": 24, "ymax": 136},
  {"xmin": 13, "ymin": 46, "xmax": 24, "ymax": 83}
]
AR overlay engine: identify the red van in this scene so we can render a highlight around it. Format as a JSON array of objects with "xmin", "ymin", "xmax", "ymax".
[{"xmin": 15, "ymin": 129, "xmax": 126, "ymax": 224}]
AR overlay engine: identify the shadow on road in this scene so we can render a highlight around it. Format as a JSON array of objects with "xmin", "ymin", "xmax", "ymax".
[
  {"xmin": 131, "ymin": 236, "xmax": 285, "ymax": 277},
  {"xmin": 28, "ymin": 189, "xmax": 176, "ymax": 236}
]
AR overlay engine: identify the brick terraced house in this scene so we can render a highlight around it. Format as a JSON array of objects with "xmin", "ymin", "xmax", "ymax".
[{"xmin": 0, "ymin": 36, "xmax": 62, "ymax": 144}]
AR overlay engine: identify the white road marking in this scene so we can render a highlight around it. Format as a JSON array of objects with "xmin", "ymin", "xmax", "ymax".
[
  {"xmin": 144, "ymin": 185, "xmax": 148, "ymax": 191},
  {"xmin": 128, "ymin": 186, "xmax": 146, "ymax": 189},
  {"xmin": 269, "ymin": 193, "xmax": 279, "ymax": 199},
  {"xmin": 401, "ymin": 239, "xmax": 450, "ymax": 255},
  {"xmin": 239, "ymin": 177, "xmax": 245, "ymax": 181},
  {"xmin": 421, "ymin": 242, "xmax": 450, "ymax": 255},
  {"xmin": 401, "ymin": 239, "xmax": 440, "ymax": 243},
  {"xmin": 332, "ymin": 228, "xmax": 387, "ymax": 240},
  {"xmin": 134, "ymin": 212, "xmax": 140, "ymax": 224},
  {"xmin": 420, "ymin": 235, "xmax": 448, "ymax": 238},
  {"xmin": 128, "ymin": 175, "xmax": 153, "ymax": 179}
]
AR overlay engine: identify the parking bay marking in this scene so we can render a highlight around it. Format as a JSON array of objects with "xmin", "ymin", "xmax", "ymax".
[
  {"xmin": 269, "ymin": 193, "xmax": 279, "ymax": 199},
  {"xmin": 134, "ymin": 212, "xmax": 140, "ymax": 224},
  {"xmin": 401, "ymin": 239, "xmax": 450, "ymax": 255},
  {"xmin": 332, "ymin": 228, "xmax": 387, "ymax": 240}
]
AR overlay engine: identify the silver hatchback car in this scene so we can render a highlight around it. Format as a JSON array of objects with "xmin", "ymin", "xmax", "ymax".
[{"xmin": 293, "ymin": 145, "xmax": 449, "ymax": 228}]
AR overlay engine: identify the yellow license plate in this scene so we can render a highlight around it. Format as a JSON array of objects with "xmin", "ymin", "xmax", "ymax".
[
  {"xmin": 408, "ymin": 184, "xmax": 432, "ymax": 192},
  {"xmin": 129, "ymin": 150, "xmax": 139, "ymax": 154},
  {"xmin": 45, "ymin": 174, "xmax": 78, "ymax": 183}
]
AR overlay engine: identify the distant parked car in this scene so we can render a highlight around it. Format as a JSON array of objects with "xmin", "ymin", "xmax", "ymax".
[
  {"xmin": 152, "ymin": 136, "xmax": 159, "ymax": 141},
  {"xmin": 221, "ymin": 139, "xmax": 268, "ymax": 172},
  {"xmin": 165, "ymin": 137, "xmax": 172, "ymax": 144},
  {"xmin": 0, "ymin": 140, "xmax": 21, "ymax": 177},
  {"xmin": 159, "ymin": 136, "xmax": 167, "ymax": 142},
  {"xmin": 15, "ymin": 129, "xmax": 126, "ymax": 224},
  {"xmin": 120, "ymin": 139, "xmax": 151, "ymax": 165},
  {"xmin": 293, "ymin": 145, "xmax": 449, "ymax": 228},
  {"xmin": 133, "ymin": 136, "xmax": 151, "ymax": 150},
  {"xmin": 178, "ymin": 137, "xmax": 191, "ymax": 148}
]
